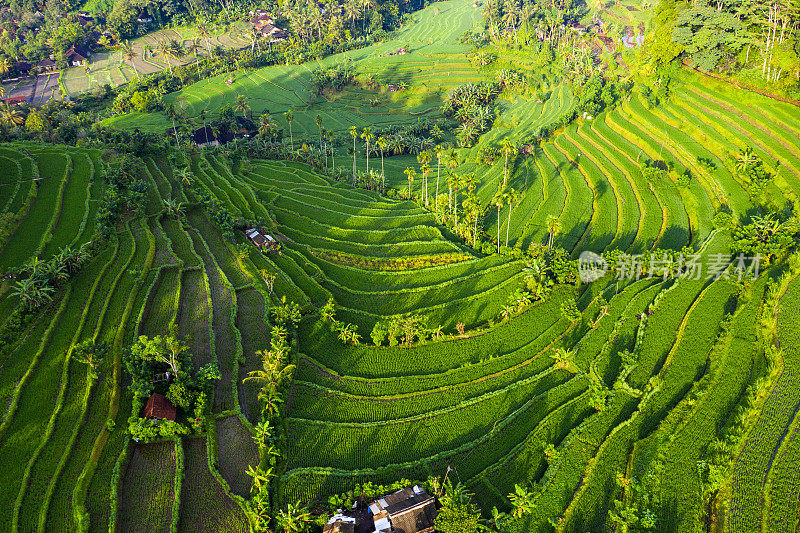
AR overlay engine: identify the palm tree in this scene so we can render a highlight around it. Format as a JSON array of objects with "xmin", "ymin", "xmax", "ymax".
[
  {"xmin": 0, "ymin": 101, "xmax": 24, "ymax": 129},
  {"xmin": 121, "ymin": 40, "xmax": 139, "ymax": 79},
  {"xmin": 284, "ymin": 110, "xmax": 294, "ymax": 150},
  {"xmin": 417, "ymin": 149, "xmax": 433, "ymax": 206},
  {"xmin": 327, "ymin": 130, "xmax": 336, "ymax": 173},
  {"xmin": 492, "ymin": 190, "xmax": 506, "ymax": 253},
  {"xmin": 419, "ymin": 163, "xmax": 431, "ymax": 206},
  {"xmin": 445, "ymin": 148, "xmax": 459, "ymax": 212},
  {"xmin": 259, "ymin": 112, "xmax": 277, "ymax": 141},
  {"xmin": 344, "ymin": 0, "xmax": 361, "ymax": 33},
  {"xmin": 546, "ymin": 214, "xmax": 561, "ymax": 250},
  {"xmin": 435, "ymin": 144, "xmax": 445, "ymax": 201},
  {"xmin": 505, "ymin": 187, "xmax": 519, "ymax": 247},
  {"xmin": 500, "ymin": 303, "xmax": 515, "ymax": 321},
  {"xmin": 404, "ymin": 167, "xmax": 417, "ymax": 199},
  {"xmin": 376, "ymin": 135, "xmax": 387, "ymax": 191},
  {"xmin": 361, "ymin": 126, "xmax": 374, "ymax": 175},
  {"xmin": 349, "ymin": 126, "xmax": 359, "ymax": 183},
  {"xmin": 0, "ymin": 57, "xmax": 10, "ymax": 79},
  {"xmin": 158, "ymin": 40, "xmax": 173, "ymax": 75},
  {"xmin": 196, "ymin": 22, "xmax": 212, "ymax": 52},
  {"xmin": 502, "ymin": 137, "xmax": 516, "ymax": 187},
  {"xmin": 235, "ymin": 94, "xmax": 251, "ymax": 118},
  {"xmin": 314, "ymin": 114, "xmax": 323, "ymax": 153}
]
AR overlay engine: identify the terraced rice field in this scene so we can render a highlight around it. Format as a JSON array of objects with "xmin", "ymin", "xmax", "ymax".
[{"xmin": 2, "ymin": 0, "xmax": 800, "ymax": 530}]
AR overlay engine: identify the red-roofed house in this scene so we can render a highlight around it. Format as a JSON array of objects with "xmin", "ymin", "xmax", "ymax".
[{"xmin": 142, "ymin": 393, "xmax": 177, "ymax": 421}]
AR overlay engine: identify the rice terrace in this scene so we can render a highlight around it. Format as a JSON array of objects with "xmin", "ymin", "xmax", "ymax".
[{"xmin": 0, "ymin": 0, "xmax": 799, "ymax": 531}]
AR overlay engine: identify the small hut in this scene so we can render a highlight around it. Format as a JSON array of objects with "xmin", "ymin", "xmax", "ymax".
[
  {"xmin": 142, "ymin": 393, "xmax": 176, "ymax": 421},
  {"xmin": 368, "ymin": 486, "xmax": 436, "ymax": 533}
]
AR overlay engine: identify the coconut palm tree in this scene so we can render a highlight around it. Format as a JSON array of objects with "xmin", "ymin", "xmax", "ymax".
[
  {"xmin": 0, "ymin": 57, "xmax": 10, "ymax": 79},
  {"xmin": 505, "ymin": 187, "xmax": 519, "ymax": 247},
  {"xmin": 235, "ymin": 94, "xmax": 251, "ymax": 118},
  {"xmin": 546, "ymin": 214, "xmax": 561, "ymax": 249},
  {"xmin": 284, "ymin": 109, "xmax": 294, "ymax": 150},
  {"xmin": 435, "ymin": 144, "xmax": 446, "ymax": 201},
  {"xmin": 344, "ymin": 0, "xmax": 361, "ymax": 33},
  {"xmin": 196, "ymin": 22, "xmax": 212, "ymax": 52},
  {"xmin": 502, "ymin": 137, "xmax": 516, "ymax": 187},
  {"xmin": 445, "ymin": 148, "xmax": 459, "ymax": 212},
  {"xmin": 404, "ymin": 167, "xmax": 417, "ymax": 199},
  {"xmin": 493, "ymin": 190, "xmax": 506, "ymax": 252},
  {"xmin": 326, "ymin": 129, "xmax": 336, "ymax": 173},
  {"xmin": 349, "ymin": 126, "xmax": 359, "ymax": 182},
  {"xmin": 121, "ymin": 40, "xmax": 139, "ymax": 79},
  {"xmin": 0, "ymin": 101, "xmax": 24, "ymax": 129},
  {"xmin": 376, "ymin": 135, "xmax": 387, "ymax": 190},
  {"xmin": 735, "ymin": 147, "xmax": 757, "ymax": 174},
  {"xmin": 158, "ymin": 40, "xmax": 174, "ymax": 75},
  {"xmin": 361, "ymin": 126, "xmax": 374, "ymax": 175}
]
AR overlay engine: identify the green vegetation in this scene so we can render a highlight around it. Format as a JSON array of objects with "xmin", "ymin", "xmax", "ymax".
[{"xmin": 0, "ymin": 0, "xmax": 798, "ymax": 532}]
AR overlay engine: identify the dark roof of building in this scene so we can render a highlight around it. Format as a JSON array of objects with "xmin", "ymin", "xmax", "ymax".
[
  {"xmin": 370, "ymin": 487, "xmax": 436, "ymax": 533},
  {"xmin": 193, "ymin": 125, "xmax": 222, "ymax": 144},
  {"xmin": 37, "ymin": 58, "xmax": 56, "ymax": 68},
  {"xmin": 384, "ymin": 493, "xmax": 435, "ymax": 517},
  {"xmin": 235, "ymin": 115, "xmax": 256, "ymax": 131},
  {"xmin": 142, "ymin": 393, "xmax": 176, "ymax": 420},
  {"xmin": 322, "ymin": 519, "xmax": 355, "ymax": 533},
  {"xmin": 386, "ymin": 497, "xmax": 436, "ymax": 533},
  {"xmin": 66, "ymin": 45, "xmax": 91, "ymax": 60}
]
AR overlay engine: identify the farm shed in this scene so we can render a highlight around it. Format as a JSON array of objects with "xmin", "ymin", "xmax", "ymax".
[
  {"xmin": 142, "ymin": 393, "xmax": 177, "ymax": 421},
  {"xmin": 244, "ymin": 228, "xmax": 278, "ymax": 252},
  {"xmin": 323, "ymin": 513, "xmax": 356, "ymax": 533},
  {"xmin": 368, "ymin": 486, "xmax": 436, "ymax": 533}
]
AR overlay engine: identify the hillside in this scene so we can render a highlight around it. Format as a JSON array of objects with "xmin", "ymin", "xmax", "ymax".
[{"xmin": 0, "ymin": 0, "xmax": 799, "ymax": 531}]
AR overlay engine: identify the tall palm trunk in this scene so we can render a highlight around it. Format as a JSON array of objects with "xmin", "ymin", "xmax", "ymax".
[
  {"xmin": 506, "ymin": 203, "xmax": 513, "ymax": 247},
  {"xmin": 497, "ymin": 206, "xmax": 501, "ymax": 252}
]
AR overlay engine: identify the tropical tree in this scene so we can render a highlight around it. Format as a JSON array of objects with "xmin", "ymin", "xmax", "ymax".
[
  {"xmin": 546, "ymin": 214, "xmax": 561, "ymax": 249},
  {"xmin": 492, "ymin": 190, "xmax": 506, "ymax": 252},
  {"xmin": 121, "ymin": 40, "xmax": 139, "ymax": 79},
  {"xmin": 284, "ymin": 110, "xmax": 294, "ymax": 150},
  {"xmin": 404, "ymin": 167, "xmax": 417, "ymax": 200},
  {"xmin": 501, "ymin": 137, "xmax": 517, "ymax": 187},
  {"xmin": 349, "ymin": 126, "xmax": 359, "ymax": 183},
  {"xmin": 435, "ymin": 144, "xmax": 446, "ymax": 200},
  {"xmin": 235, "ymin": 94, "xmax": 252, "ymax": 118},
  {"xmin": 505, "ymin": 187, "xmax": 519, "ymax": 247},
  {"xmin": 11, "ymin": 277, "xmax": 54, "ymax": 310},
  {"xmin": 376, "ymin": 135, "xmax": 387, "ymax": 190},
  {"xmin": 163, "ymin": 199, "xmax": 185, "ymax": 219},
  {"xmin": 445, "ymin": 148, "xmax": 459, "ymax": 211},
  {"xmin": 361, "ymin": 126, "xmax": 374, "ymax": 175},
  {"xmin": 0, "ymin": 101, "xmax": 24, "ymax": 129},
  {"xmin": 275, "ymin": 503, "xmax": 312, "ymax": 533},
  {"xmin": 508, "ymin": 484, "xmax": 535, "ymax": 518}
]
